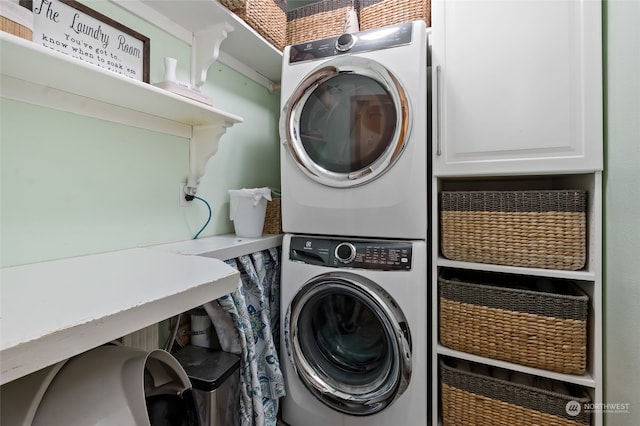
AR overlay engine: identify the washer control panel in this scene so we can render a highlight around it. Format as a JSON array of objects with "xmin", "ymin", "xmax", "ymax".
[
  {"xmin": 289, "ymin": 236, "xmax": 412, "ymax": 271},
  {"xmin": 288, "ymin": 21, "xmax": 413, "ymax": 64}
]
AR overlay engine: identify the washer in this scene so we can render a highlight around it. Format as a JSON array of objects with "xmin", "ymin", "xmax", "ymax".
[
  {"xmin": 279, "ymin": 21, "xmax": 429, "ymax": 239},
  {"xmin": 280, "ymin": 234, "xmax": 428, "ymax": 425}
]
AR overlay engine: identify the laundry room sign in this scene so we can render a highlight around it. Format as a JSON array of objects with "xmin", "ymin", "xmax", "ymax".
[{"xmin": 20, "ymin": 0, "xmax": 150, "ymax": 82}]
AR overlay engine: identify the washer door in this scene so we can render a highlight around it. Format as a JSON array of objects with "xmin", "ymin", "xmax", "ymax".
[
  {"xmin": 285, "ymin": 272, "xmax": 411, "ymax": 416},
  {"xmin": 281, "ymin": 56, "xmax": 410, "ymax": 188}
]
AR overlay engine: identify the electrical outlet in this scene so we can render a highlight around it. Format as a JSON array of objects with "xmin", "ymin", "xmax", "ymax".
[{"xmin": 179, "ymin": 183, "xmax": 193, "ymax": 207}]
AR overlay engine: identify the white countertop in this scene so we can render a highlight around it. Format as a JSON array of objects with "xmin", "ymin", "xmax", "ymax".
[
  {"xmin": 0, "ymin": 234, "xmax": 282, "ymax": 385},
  {"xmin": 147, "ymin": 233, "xmax": 283, "ymax": 260}
]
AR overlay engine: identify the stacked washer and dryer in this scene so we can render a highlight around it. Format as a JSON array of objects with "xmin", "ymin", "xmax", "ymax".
[{"xmin": 278, "ymin": 21, "xmax": 431, "ymax": 426}]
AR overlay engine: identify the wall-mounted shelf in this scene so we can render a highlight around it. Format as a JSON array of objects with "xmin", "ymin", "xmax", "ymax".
[
  {"xmin": 0, "ymin": 248, "xmax": 240, "ymax": 386},
  {"xmin": 111, "ymin": 0, "xmax": 283, "ymax": 89},
  {"xmin": 0, "ymin": 31, "xmax": 243, "ymax": 195}
]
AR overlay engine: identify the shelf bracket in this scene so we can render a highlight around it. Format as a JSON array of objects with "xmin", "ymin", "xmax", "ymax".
[
  {"xmin": 191, "ymin": 22, "xmax": 234, "ymax": 90},
  {"xmin": 185, "ymin": 120, "xmax": 235, "ymax": 196}
]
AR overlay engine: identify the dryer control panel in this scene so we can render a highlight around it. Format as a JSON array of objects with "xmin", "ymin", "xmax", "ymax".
[
  {"xmin": 288, "ymin": 21, "xmax": 413, "ymax": 64},
  {"xmin": 289, "ymin": 236, "xmax": 412, "ymax": 271}
]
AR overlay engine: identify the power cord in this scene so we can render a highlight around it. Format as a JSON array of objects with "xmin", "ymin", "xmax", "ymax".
[
  {"xmin": 162, "ymin": 194, "xmax": 211, "ymax": 353},
  {"xmin": 192, "ymin": 195, "xmax": 212, "ymax": 239}
]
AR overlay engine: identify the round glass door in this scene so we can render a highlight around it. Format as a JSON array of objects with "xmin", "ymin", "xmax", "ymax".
[
  {"xmin": 281, "ymin": 57, "xmax": 410, "ymax": 187},
  {"xmin": 285, "ymin": 273, "xmax": 412, "ymax": 415}
]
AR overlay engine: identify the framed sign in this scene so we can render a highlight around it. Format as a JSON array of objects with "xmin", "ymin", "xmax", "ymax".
[{"xmin": 20, "ymin": 0, "xmax": 150, "ymax": 82}]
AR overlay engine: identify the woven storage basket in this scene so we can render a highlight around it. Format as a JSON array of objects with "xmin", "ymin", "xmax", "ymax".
[
  {"xmin": 1, "ymin": 0, "xmax": 33, "ymax": 40},
  {"xmin": 287, "ymin": 0, "xmax": 357, "ymax": 46},
  {"xmin": 440, "ymin": 359, "xmax": 592, "ymax": 426},
  {"xmin": 262, "ymin": 197, "xmax": 282, "ymax": 234},
  {"xmin": 359, "ymin": 0, "xmax": 431, "ymax": 31},
  {"xmin": 439, "ymin": 271, "xmax": 588, "ymax": 375},
  {"xmin": 440, "ymin": 190, "xmax": 587, "ymax": 270},
  {"xmin": 219, "ymin": 0, "xmax": 287, "ymax": 50}
]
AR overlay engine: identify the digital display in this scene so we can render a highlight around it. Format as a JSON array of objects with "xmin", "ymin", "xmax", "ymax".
[{"xmin": 289, "ymin": 22, "xmax": 413, "ymax": 64}]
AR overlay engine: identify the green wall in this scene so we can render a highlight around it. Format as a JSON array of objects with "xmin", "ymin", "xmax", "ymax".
[
  {"xmin": 604, "ymin": 0, "xmax": 640, "ymax": 424},
  {"xmin": 0, "ymin": 1, "xmax": 281, "ymax": 267}
]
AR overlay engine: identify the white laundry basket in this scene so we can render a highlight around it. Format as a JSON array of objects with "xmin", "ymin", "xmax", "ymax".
[{"xmin": 229, "ymin": 188, "xmax": 272, "ymax": 238}]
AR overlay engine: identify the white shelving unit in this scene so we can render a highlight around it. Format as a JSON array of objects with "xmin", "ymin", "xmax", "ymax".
[
  {"xmin": 1, "ymin": 1, "xmax": 285, "ymax": 195},
  {"xmin": 0, "ymin": 32, "xmax": 242, "ymax": 132},
  {"xmin": 431, "ymin": 173, "xmax": 603, "ymax": 425},
  {"xmin": 430, "ymin": 0, "xmax": 603, "ymax": 420},
  {"xmin": 0, "ymin": 31, "xmax": 243, "ymax": 195},
  {"xmin": 110, "ymin": 0, "xmax": 283, "ymax": 89}
]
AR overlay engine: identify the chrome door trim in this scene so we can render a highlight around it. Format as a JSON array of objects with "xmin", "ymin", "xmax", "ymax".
[
  {"xmin": 280, "ymin": 57, "xmax": 411, "ymax": 188},
  {"xmin": 285, "ymin": 272, "xmax": 412, "ymax": 416}
]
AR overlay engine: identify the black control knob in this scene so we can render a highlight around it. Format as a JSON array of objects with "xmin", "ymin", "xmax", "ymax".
[
  {"xmin": 335, "ymin": 33, "xmax": 356, "ymax": 52},
  {"xmin": 335, "ymin": 242, "xmax": 357, "ymax": 264}
]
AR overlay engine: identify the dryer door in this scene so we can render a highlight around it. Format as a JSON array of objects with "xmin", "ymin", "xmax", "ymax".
[
  {"xmin": 281, "ymin": 56, "xmax": 410, "ymax": 188},
  {"xmin": 285, "ymin": 272, "xmax": 411, "ymax": 416}
]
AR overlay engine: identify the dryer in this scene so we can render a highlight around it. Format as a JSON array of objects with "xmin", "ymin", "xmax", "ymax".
[
  {"xmin": 280, "ymin": 234, "xmax": 429, "ymax": 425},
  {"xmin": 279, "ymin": 21, "xmax": 429, "ymax": 239}
]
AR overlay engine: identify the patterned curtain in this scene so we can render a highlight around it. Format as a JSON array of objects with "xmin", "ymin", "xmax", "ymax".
[{"xmin": 215, "ymin": 247, "xmax": 286, "ymax": 426}]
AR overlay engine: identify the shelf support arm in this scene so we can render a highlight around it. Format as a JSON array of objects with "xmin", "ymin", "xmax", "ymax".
[
  {"xmin": 185, "ymin": 121, "xmax": 234, "ymax": 196},
  {"xmin": 191, "ymin": 22, "xmax": 234, "ymax": 89}
]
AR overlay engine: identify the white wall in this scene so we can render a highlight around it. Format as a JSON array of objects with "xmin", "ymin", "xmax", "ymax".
[{"xmin": 604, "ymin": 0, "xmax": 640, "ymax": 424}]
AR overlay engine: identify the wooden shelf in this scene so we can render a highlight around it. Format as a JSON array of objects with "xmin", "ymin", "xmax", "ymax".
[{"xmin": 0, "ymin": 248, "xmax": 239, "ymax": 385}]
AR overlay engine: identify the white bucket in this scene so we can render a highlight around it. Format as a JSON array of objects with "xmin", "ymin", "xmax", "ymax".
[
  {"xmin": 190, "ymin": 308, "xmax": 212, "ymax": 349},
  {"xmin": 229, "ymin": 187, "xmax": 272, "ymax": 238}
]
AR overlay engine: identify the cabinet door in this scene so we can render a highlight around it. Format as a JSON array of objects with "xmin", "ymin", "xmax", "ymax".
[{"xmin": 432, "ymin": 0, "xmax": 603, "ymax": 176}]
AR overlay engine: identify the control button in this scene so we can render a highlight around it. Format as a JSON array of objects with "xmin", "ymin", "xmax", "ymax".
[
  {"xmin": 335, "ymin": 33, "xmax": 356, "ymax": 52},
  {"xmin": 335, "ymin": 242, "xmax": 357, "ymax": 263}
]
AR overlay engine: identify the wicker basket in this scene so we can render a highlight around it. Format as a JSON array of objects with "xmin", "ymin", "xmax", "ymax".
[
  {"xmin": 439, "ymin": 271, "xmax": 588, "ymax": 375},
  {"xmin": 219, "ymin": 0, "xmax": 287, "ymax": 50},
  {"xmin": 359, "ymin": 0, "xmax": 431, "ymax": 31},
  {"xmin": 1, "ymin": 0, "xmax": 33, "ymax": 41},
  {"xmin": 262, "ymin": 197, "xmax": 282, "ymax": 234},
  {"xmin": 440, "ymin": 190, "xmax": 587, "ymax": 270},
  {"xmin": 287, "ymin": 0, "xmax": 357, "ymax": 46},
  {"xmin": 440, "ymin": 359, "xmax": 592, "ymax": 426}
]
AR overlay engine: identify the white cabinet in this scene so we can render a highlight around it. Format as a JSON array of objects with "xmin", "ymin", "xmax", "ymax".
[
  {"xmin": 430, "ymin": 1, "xmax": 604, "ymax": 423},
  {"xmin": 431, "ymin": 0, "xmax": 603, "ymax": 176}
]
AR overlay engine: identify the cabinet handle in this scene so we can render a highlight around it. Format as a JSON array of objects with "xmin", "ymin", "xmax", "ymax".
[{"xmin": 436, "ymin": 65, "xmax": 442, "ymax": 156}]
